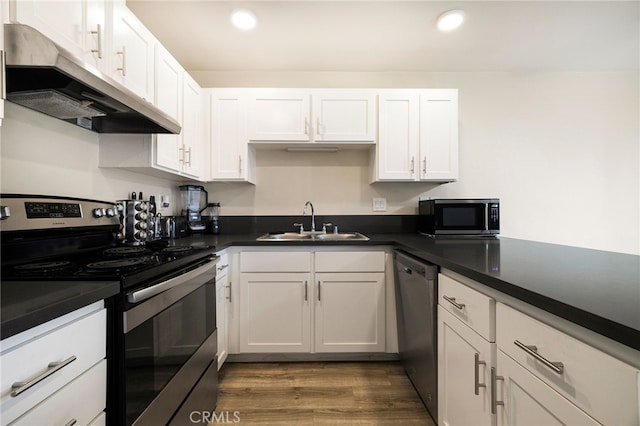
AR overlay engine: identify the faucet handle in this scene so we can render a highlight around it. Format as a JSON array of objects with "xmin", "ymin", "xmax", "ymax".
[
  {"xmin": 293, "ymin": 223, "xmax": 304, "ymax": 233},
  {"xmin": 321, "ymin": 223, "xmax": 333, "ymax": 234}
]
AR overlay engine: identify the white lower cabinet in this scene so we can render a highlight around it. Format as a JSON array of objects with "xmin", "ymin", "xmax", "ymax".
[
  {"xmin": 438, "ymin": 270, "xmax": 640, "ymax": 426},
  {"xmin": 0, "ymin": 303, "xmax": 107, "ymax": 426},
  {"xmin": 315, "ymin": 272, "xmax": 385, "ymax": 352},
  {"xmin": 239, "ymin": 272, "xmax": 312, "ymax": 353},
  {"xmin": 10, "ymin": 360, "xmax": 106, "ymax": 426},
  {"xmin": 495, "ymin": 351, "xmax": 600, "ymax": 426},
  {"xmin": 237, "ymin": 249, "xmax": 386, "ymax": 354},
  {"xmin": 438, "ymin": 306, "xmax": 495, "ymax": 426}
]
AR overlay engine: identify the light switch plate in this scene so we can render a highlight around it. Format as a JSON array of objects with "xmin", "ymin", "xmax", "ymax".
[{"xmin": 373, "ymin": 198, "xmax": 387, "ymax": 212}]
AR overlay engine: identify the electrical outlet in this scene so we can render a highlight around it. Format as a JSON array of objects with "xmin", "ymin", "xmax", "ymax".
[{"xmin": 373, "ymin": 198, "xmax": 387, "ymax": 212}]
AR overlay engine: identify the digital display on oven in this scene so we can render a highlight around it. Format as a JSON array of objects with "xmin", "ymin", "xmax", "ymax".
[{"xmin": 25, "ymin": 202, "xmax": 82, "ymax": 218}]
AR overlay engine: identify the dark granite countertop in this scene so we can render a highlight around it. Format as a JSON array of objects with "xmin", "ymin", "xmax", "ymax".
[
  {"xmin": 1, "ymin": 280, "xmax": 120, "ymax": 339},
  {"xmin": 3, "ymin": 231, "xmax": 637, "ymax": 353},
  {"xmin": 184, "ymin": 232, "xmax": 640, "ymax": 351}
]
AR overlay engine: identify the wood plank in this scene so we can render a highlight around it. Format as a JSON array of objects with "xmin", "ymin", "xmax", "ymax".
[{"xmin": 214, "ymin": 362, "xmax": 436, "ymax": 425}]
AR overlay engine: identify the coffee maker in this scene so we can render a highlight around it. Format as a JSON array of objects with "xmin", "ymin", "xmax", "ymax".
[{"xmin": 179, "ymin": 185, "xmax": 208, "ymax": 233}]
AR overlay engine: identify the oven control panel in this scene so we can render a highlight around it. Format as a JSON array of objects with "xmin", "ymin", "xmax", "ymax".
[{"xmin": 0, "ymin": 196, "xmax": 121, "ymax": 232}]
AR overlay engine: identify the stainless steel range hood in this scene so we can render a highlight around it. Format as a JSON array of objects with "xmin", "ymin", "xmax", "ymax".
[{"xmin": 3, "ymin": 24, "xmax": 181, "ymax": 134}]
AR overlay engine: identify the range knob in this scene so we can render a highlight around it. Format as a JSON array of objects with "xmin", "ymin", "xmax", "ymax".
[
  {"xmin": 93, "ymin": 208, "xmax": 105, "ymax": 218},
  {"xmin": 106, "ymin": 208, "xmax": 117, "ymax": 217},
  {"xmin": 135, "ymin": 221, "xmax": 148, "ymax": 230},
  {"xmin": 135, "ymin": 202, "xmax": 148, "ymax": 212},
  {"xmin": 135, "ymin": 230, "xmax": 148, "ymax": 240},
  {"xmin": 135, "ymin": 212, "xmax": 148, "ymax": 221}
]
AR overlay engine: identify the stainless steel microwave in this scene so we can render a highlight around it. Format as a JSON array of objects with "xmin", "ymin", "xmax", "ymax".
[{"xmin": 418, "ymin": 199, "xmax": 500, "ymax": 236}]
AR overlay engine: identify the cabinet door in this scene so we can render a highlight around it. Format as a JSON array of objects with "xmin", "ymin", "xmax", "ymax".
[
  {"xmin": 181, "ymin": 74, "xmax": 204, "ymax": 179},
  {"xmin": 312, "ymin": 91, "xmax": 376, "ymax": 142},
  {"xmin": 376, "ymin": 91, "xmax": 419, "ymax": 181},
  {"xmin": 84, "ymin": 0, "xmax": 106, "ymax": 71},
  {"xmin": 239, "ymin": 273, "xmax": 311, "ymax": 353},
  {"xmin": 154, "ymin": 46, "xmax": 183, "ymax": 172},
  {"xmin": 210, "ymin": 90, "xmax": 255, "ymax": 182},
  {"xmin": 12, "ymin": 0, "xmax": 84, "ymax": 59},
  {"xmin": 248, "ymin": 90, "xmax": 311, "ymax": 141},
  {"xmin": 315, "ymin": 273, "xmax": 385, "ymax": 352},
  {"xmin": 438, "ymin": 305, "xmax": 495, "ymax": 426},
  {"xmin": 496, "ymin": 351, "xmax": 601, "ymax": 426},
  {"xmin": 110, "ymin": 3, "xmax": 155, "ymax": 102},
  {"xmin": 216, "ymin": 274, "xmax": 229, "ymax": 368},
  {"xmin": 419, "ymin": 90, "xmax": 459, "ymax": 181}
]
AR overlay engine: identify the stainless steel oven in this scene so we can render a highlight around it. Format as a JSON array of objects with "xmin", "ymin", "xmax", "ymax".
[
  {"xmin": 120, "ymin": 256, "xmax": 218, "ymax": 426},
  {"xmin": 0, "ymin": 195, "xmax": 219, "ymax": 426}
]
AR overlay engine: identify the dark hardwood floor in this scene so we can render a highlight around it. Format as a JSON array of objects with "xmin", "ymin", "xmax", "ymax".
[{"xmin": 213, "ymin": 361, "xmax": 436, "ymax": 425}]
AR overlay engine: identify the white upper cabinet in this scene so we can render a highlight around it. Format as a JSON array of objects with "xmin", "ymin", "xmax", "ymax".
[
  {"xmin": 181, "ymin": 73, "xmax": 205, "ymax": 179},
  {"xmin": 108, "ymin": 1, "xmax": 155, "ymax": 102},
  {"xmin": 10, "ymin": 0, "xmax": 106, "ymax": 72},
  {"xmin": 154, "ymin": 45, "xmax": 183, "ymax": 173},
  {"xmin": 248, "ymin": 89, "xmax": 377, "ymax": 144},
  {"xmin": 248, "ymin": 89, "xmax": 310, "ymax": 141},
  {"xmin": 209, "ymin": 89, "xmax": 256, "ymax": 183},
  {"xmin": 419, "ymin": 90, "xmax": 459, "ymax": 181},
  {"xmin": 373, "ymin": 89, "xmax": 458, "ymax": 182},
  {"xmin": 311, "ymin": 90, "xmax": 376, "ymax": 142}
]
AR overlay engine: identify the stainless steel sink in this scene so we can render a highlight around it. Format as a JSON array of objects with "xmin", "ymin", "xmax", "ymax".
[{"xmin": 256, "ymin": 232, "xmax": 369, "ymax": 241}]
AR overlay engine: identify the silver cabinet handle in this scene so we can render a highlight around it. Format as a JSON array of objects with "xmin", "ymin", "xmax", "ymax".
[
  {"xmin": 443, "ymin": 295, "xmax": 465, "ymax": 310},
  {"xmin": 238, "ymin": 155, "xmax": 243, "ymax": 174},
  {"xmin": 514, "ymin": 340, "xmax": 564, "ymax": 374},
  {"xmin": 217, "ymin": 264, "xmax": 229, "ymax": 272},
  {"xmin": 116, "ymin": 45, "xmax": 127, "ymax": 76},
  {"xmin": 178, "ymin": 146, "xmax": 185, "ymax": 164},
  {"xmin": 490, "ymin": 367, "xmax": 504, "ymax": 414},
  {"xmin": 226, "ymin": 281, "xmax": 232, "ymax": 303},
  {"xmin": 304, "ymin": 117, "xmax": 309, "ymax": 135},
  {"xmin": 65, "ymin": 420, "xmax": 78, "ymax": 426},
  {"xmin": 422, "ymin": 156, "xmax": 427, "ymax": 174},
  {"xmin": 11, "ymin": 355, "xmax": 77, "ymax": 397},
  {"xmin": 474, "ymin": 353, "xmax": 486, "ymax": 395},
  {"xmin": 185, "ymin": 147, "xmax": 192, "ymax": 166},
  {"xmin": 304, "ymin": 280, "xmax": 308, "ymax": 301},
  {"xmin": 410, "ymin": 156, "xmax": 415, "ymax": 174},
  {"xmin": 90, "ymin": 24, "xmax": 102, "ymax": 58},
  {"xmin": 317, "ymin": 281, "xmax": 321, "ymax": 301}
]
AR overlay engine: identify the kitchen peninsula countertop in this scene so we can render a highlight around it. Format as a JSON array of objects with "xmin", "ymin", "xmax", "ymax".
[
  {"xmin": 191, "ymin": 233, "xmax": 640, "ymax": 352},
  {"xmin": 3, "ymin": 233, "xmax": 638, "ymax": 355}
]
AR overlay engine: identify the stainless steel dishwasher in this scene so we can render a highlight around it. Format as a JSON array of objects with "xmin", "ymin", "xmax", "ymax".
[{"xmin": 394, "ymin": 250, "xmax": 438, "ymax": 422}]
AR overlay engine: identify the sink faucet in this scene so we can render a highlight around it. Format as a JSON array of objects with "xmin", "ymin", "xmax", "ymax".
[{"xmin": 303, "ymin": 201, "xmax": 315, "ymax": 232}]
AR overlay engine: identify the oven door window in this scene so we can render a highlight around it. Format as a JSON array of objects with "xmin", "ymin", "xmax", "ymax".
[
  {"xmin": 125, "ymin": 281, "xmax": 215, "ymax": 425},
  {"xmin": 436, "ymin": 204, "xmax": 487, "ymax": 230}
]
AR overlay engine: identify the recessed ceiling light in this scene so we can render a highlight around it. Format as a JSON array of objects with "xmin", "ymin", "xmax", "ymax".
[
  {"xmin": 437, "ymin": 10, "xmax": 465, "ymax": 32},
  {"xmin": 231, "ymin": 9, "xmax": 257, "ymax": 31}
]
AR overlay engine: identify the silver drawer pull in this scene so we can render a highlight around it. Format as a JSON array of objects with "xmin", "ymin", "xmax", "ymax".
[
  {"xmin": 491, "ymin": 367, "xmax": 504, "ymax": 414},
  {"xmin": 65, "ymin": 419, "xmax": 78, "ymax": 426},
  {"xmin": 217, "ymin": 264, "xmax": 229, "ymax": 272},
  {"xmin": 443, "ymin": 295, "xmax": 465, "ymax": 310},
  {"xmin": 474, "ymin": 353, "xmax": 486, "ymax": 395},
  {"xmin": 514, "ymin": 340, "xmax": 564, "ymax": 374},
  {"xmin": 11, "ymin": 355, "xmax": 77, "ymax": 397}
]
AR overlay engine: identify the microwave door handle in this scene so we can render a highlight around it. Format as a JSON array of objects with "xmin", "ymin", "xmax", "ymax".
[{"xmin": 485, "ymin": 205, "xmax": 489, "ymax": 230}]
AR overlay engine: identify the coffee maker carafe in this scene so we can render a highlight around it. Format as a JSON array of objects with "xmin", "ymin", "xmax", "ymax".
[{"xmin": 179, "ymin": 185, "xmax": 208, "ymax": 233}]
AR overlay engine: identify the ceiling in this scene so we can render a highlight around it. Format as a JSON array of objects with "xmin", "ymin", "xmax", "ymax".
[{"xmin": 126, "ymin": 1, "xmax": 639, "ymax": 73}]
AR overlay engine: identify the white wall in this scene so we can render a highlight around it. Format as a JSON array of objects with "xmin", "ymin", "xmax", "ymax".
[
  {"xmin": 196, "ymin": 71, "xmax": 640, "ymax": 255},
  {"xmin": 1, "ymin": 71, "xmax": 638, "ymax": 255}
]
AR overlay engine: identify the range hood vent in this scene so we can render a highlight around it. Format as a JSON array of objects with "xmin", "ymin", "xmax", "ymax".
[{"xmin": 3, "ymin": 24, "xmax": 181, "ymax": 134}]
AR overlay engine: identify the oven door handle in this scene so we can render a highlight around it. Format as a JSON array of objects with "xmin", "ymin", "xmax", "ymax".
[{"xmin": 127, "ymin": 256, "xmax": 218, "ymax": 304}]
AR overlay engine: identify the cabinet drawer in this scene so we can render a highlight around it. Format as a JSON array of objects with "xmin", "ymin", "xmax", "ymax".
[
  {"xmin": 438, "ymin": 273, "xmax": 495, "ymax": 342},
  {"xmin": 10, "ymin": 360, "xmax": 106, "ymax": 426},
  {"xmin": 241, "ymin": 252, "xmax": 311, "ymax": 272},
  {"xmin": 216, "ymin": 251, "xmax": 230, "ymax": 278},
  {"xmin": 315, "ymin": 251, "xmax": 385, "ymax": 272},
  {"xmin": 1, "ymin": 309, "xmax": 106, "ymax": 424},
  {"xmin": 497, "ymin": 303, "xmax": 639, "ymax": 426}
]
